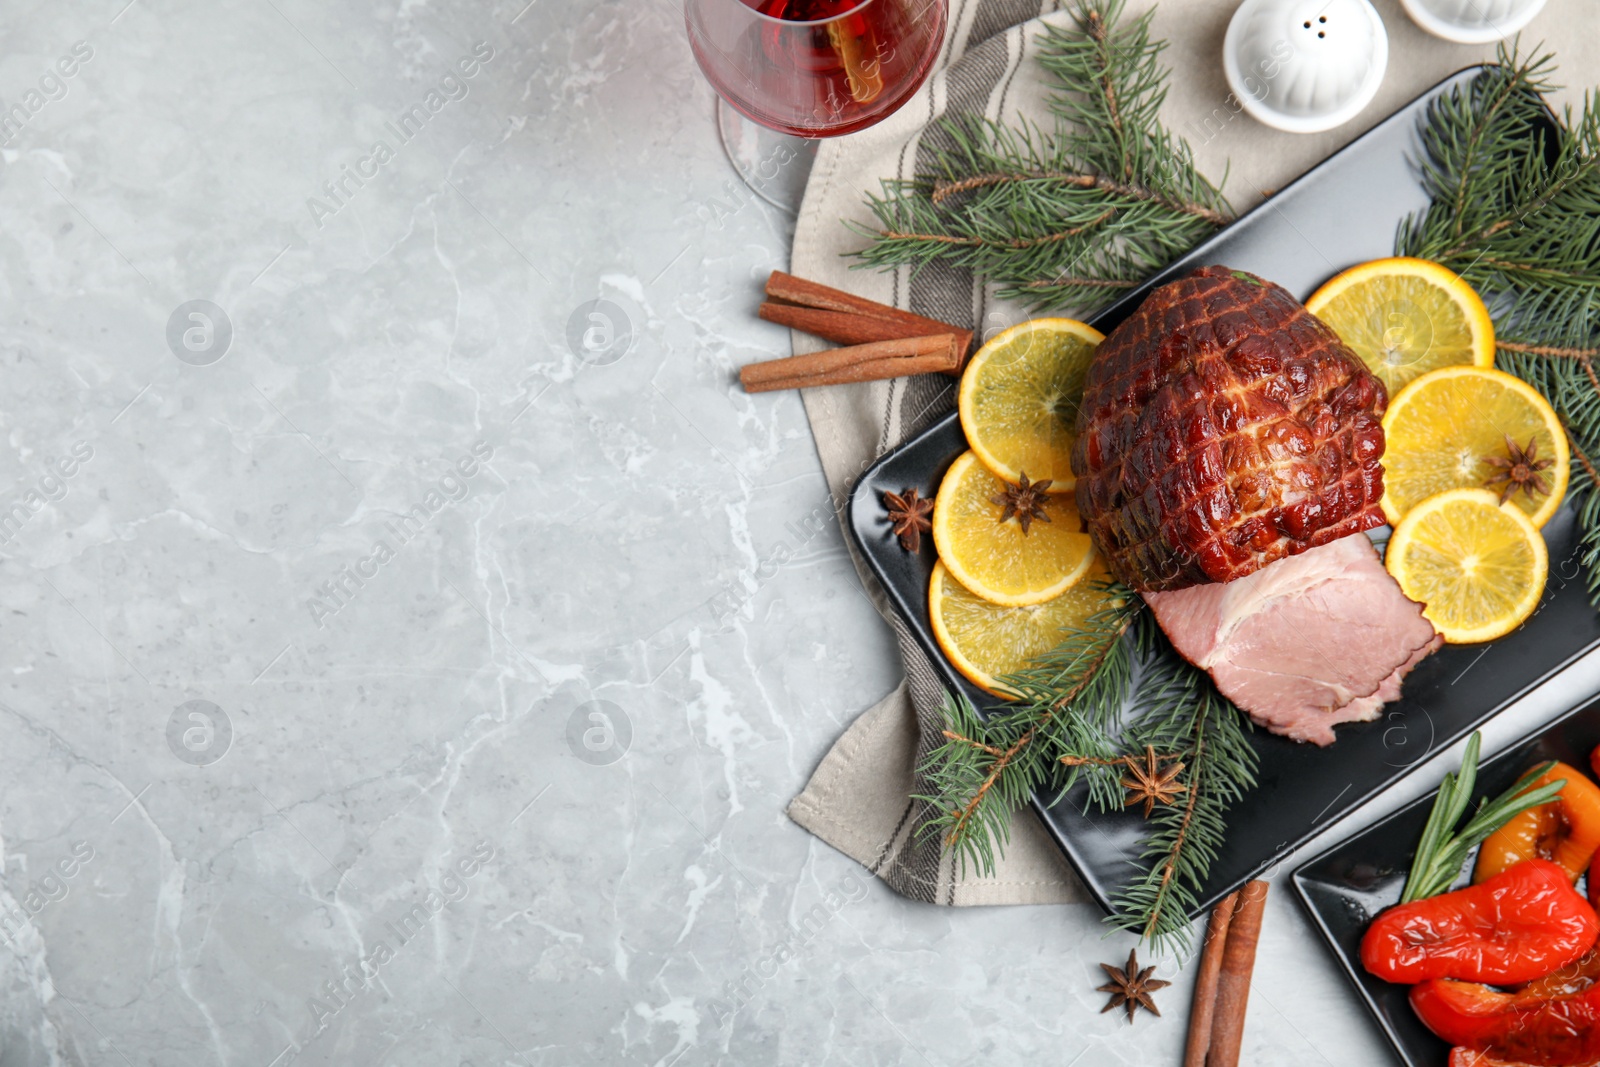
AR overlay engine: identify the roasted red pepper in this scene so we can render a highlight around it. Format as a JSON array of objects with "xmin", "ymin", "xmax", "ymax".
[
  {"xmin": 1415, "ymin": 978, "xmax": 1600, "ymax": 1065},
  {"xmin": 1476, "ymin": 763, "xmax": 1600, "ymax": 883},
  {"xmin": 1448, "ymin": 1047, "xmax": 1600, "ymax": 1067},
  {"xmin": 1522, "ymin": 946, "xmax": 1600, "ymax": 1001},
  {"xmin": 1592, "ymin": 850, "xmax": 1600, "ymax": 914},
  {"xmin": 1362, "ymin": 860, "xmax": 1599, "ymax": 985},
  {"xmin": 1441, "ymin": 951, "xmax": 1600, "ymax": 1066}
]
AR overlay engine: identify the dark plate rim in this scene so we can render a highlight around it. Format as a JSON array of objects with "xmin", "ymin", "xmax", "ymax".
[{"xmin": 1289, "ymin": 694, "xmax": 1600, "ymax": 1066}]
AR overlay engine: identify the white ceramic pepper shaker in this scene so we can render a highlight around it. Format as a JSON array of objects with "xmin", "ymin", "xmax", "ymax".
[
  {"xmin": 1398, "ymin": 0, "xmax": 1547, "ymax": 44},
  {"xmin": 1223, "ymin": 0, "xmax": 1389, "ymax": 134}
]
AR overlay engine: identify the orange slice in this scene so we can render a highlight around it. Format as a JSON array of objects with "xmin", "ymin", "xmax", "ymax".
[
  {"xmin": 931, "ymin": 451, "xmax": 1095, "ymax": 606},
  {"xmin": 1306, "ymin": 256, "xmax": 1494, "ymax": 395}
]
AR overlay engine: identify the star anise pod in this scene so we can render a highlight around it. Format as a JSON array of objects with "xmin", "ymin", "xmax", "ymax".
[
  {"xmin": 990, "ymin": 471, "xmax": 1052, "ymax": 534},
  {"xmin": 883, "ymin": 488, "xmax": 933, "ymax": 553},
  {"xmin": 1120, "ymin": 746, "xmax": 1187, "ymax": 819},
  {"xmin": 1483, "ymin": 434, "xmax": 1556, "ymax": 506},
  {"xmin": 1097, "ymin": 948, "xmax": 1171, "ymax": 1023}
]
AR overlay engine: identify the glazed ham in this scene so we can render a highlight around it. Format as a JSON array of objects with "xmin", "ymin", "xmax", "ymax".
[
  {"xmin": 1072, "ymin": 266, "xmax": 1388, "ymax": 592},
  {"xmin": 1069, "ymin": 266, "xmax": 1441, "ymax": 743},
  {"xmin": 1144, "ymin": 534, "xmax": 1441, "ymax": 745}
]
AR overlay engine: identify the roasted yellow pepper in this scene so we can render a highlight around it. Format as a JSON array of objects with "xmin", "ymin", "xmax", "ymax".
[{"xmin": 1474, "ymin": 762, "xmax": 1600, "ymax": 884}]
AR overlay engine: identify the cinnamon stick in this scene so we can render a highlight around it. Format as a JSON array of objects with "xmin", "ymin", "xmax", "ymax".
[
  {"xmin": 759, "ymin": 301, "xmax": 974, "ymax": 362},
  {"xmin": 745, "ymin": 354, "xmax": 960, "ymax": 392},
  {"xmin": 766, "ymin": 271, "xmax": 963, "ymax": 337},
  {"xmin": 739, "ymin": 334, "xmax": 963, "ymax": 393},
  {"xmin": 1206, "ymin": 880, "xmax": 1270, "ymax": 1067},
  {"xmin": 1183, "ymin": 889, "xmax": 1239, "ymax": 1067}
]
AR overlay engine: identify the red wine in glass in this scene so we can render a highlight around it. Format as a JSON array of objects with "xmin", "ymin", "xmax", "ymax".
[{"xmin": 687, "ymin": 0, "xmax": 947, "ymax": 138}]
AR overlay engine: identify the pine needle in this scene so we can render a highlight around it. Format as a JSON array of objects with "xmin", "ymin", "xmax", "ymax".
[
  {"xmin": 1397, "ymin": 43, "xmax": 1600, "ymax": 604},
  {"xmin": 849, "ymin": 0, "xmax": 1230, "ymax": 312},
  {"xmin": 913, "ymin": 587, "xmax": 1142, "ymax": 877},
  {"xmin": 913, "ymin": 596, "xmax": 1260, "ymax": 954}
]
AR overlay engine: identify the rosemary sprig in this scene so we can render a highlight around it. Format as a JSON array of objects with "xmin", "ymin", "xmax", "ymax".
[{"xmin": 1400, "ymin": 731, "xmax": 1564, "ymax": 904}]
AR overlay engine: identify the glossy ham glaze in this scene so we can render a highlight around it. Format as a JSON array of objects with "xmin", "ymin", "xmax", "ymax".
[{"xmin": 1072, "ymin": 266, "xmax": 1388, "ymax": 591}]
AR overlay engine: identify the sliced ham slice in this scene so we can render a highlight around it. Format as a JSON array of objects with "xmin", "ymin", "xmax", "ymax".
[{"xmin": 1143, "ymin": 534, "xmax": 1441, "ymax": 746}]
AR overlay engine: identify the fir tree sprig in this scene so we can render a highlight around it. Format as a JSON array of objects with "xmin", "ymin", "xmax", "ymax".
[
  {"xmin": 915, "ymin": 596, "xmax": 1260, "ymax": 953},
  {"xmin": 915, "ymin": 588, "xmax": 1142, "ymax": 876},
  {"xmin": 1110, "ymin": 615, "xmax": 1259, "ymax": 950},
  {"xmin": 1396, "ymin": 44, "xmax": 1600, "ymax": 601},
  {"xmin": 850, "ymin": 0, "xmax": 1230, "ymax": 312}
]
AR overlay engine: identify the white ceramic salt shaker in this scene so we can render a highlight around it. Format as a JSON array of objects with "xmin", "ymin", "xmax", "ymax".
[
  {"xmin": 1398, "ymin": 0, "xmax": 1547, "ymax": 44},
  {"xmin": 1223, "ymin": 0, "xmax": 1389, "ymax": 134}
]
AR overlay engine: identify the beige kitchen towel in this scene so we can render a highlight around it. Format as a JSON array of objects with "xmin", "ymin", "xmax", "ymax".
[{"xmin": 785, "ymin": 0, "xmax": 1599, "ymax": 906}]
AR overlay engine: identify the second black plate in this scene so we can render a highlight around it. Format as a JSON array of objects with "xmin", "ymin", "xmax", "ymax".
[
  {"xmin": 846, "ymin": 66, "xmax": 1600, "ymax": 922},
  {"xmin": 1293, "ymin": 696, "xmax": 1600, "ymax": 1067}
]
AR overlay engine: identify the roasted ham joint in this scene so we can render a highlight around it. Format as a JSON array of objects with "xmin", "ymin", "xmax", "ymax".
[{"xmin": 1071, "ymin": 266, "xmax": 1441, "ymax": 745}]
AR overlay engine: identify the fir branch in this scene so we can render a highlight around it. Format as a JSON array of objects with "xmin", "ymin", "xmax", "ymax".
[
  {"xmin": 1568, "ymin": 423, "xmax": 1600, "ymax": 487},
  {"xmin": 1397, "ymin": 43, "xmax": 1600, "ymax": 604},
  {"xmin": 1106, "ymin": 618, "xmax": 1259, "ymax": 952},
  {"xmin": 877, "ymin": 206, "xmax": 1118, "ymax": 249},
  {"xmin": 849, "ymin": 0, "xmax": 1229, "ymax": 313},
  {"xmin": 915, "ymin": 595, "xmax": 1260, "ymax": 952},
  {"xmin": 941, "ymin": 729, "xmax": 1005, "ymax": 758},
  {"xmin": 1058, "ymin": 753, "xmax": 1138, "ymax": 769},
  {"xmin": 1142, "ymin": 727, "xmax": 1202, "ymax": 935},
  {"xmin": 928, "ymin": 170, "xmax": 1229, "ymax": 225},
  {"xmin": 1018, "ymin": 276, "xmax": 1139, "ymax": 292},
  {"xmin": 913, "ymin": 589, "xmax": 1141, "ymax": 877},
  {"xmin": 1498, "ymin": 340, "xmax": 1600, "ymax": 359},
  {"xmin": 1086, "ymin": 8, "xmax": 1127, "ymax": 171}
]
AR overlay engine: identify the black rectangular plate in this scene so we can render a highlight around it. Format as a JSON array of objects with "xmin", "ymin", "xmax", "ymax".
[
  {"xmin": 846, "ymin": 66, "xmax": 1600, "ymax": 922},
  {"xmin": 1292, "ymin": 697, "xmax": 1600, "ymax": 1067}
]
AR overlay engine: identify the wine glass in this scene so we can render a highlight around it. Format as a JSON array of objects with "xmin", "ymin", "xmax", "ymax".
[{"xmin": 685, "ymin": 0, "xmax": 948, "ymax": 211}]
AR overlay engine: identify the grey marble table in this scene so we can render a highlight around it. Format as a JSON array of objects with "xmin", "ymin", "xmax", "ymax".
[{"xmin": 4, "ymin": 1, "xmax": 1600, "ymax": 1065}]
